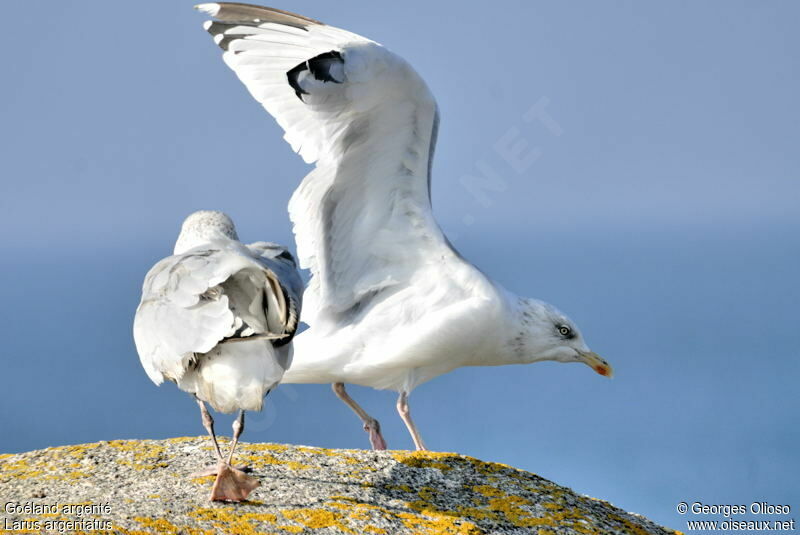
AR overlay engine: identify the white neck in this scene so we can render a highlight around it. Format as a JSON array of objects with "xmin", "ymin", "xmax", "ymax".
[
  {"xmin": 173, "ymin": 230, "xmax": 235, "ymax": 254},
  {"xmin": 489, "ymin": 292, "xmax": 563, "ymax": 366}
]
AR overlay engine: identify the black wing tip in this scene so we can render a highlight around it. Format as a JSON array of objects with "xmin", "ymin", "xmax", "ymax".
[
  {"xmin": 287, "ymin": 62, "xmax": 310, "ymax": 99},
  {"xmin": 308, "ymin": 51, "xmax": 343, "ymax": 83},
  {"xmin": 286, "ymin": 51, "xmax": 344, "ymax": 101}
]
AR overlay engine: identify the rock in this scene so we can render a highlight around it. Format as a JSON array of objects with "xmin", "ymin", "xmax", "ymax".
[{"xmin": 0, "ymin": 437, "xmax": 678, "ymax": 534}]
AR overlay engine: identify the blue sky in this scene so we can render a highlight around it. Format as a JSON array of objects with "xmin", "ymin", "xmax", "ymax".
[{"xmin": 1, "ymin": 1, "xmax": 798, "ymax": 530}]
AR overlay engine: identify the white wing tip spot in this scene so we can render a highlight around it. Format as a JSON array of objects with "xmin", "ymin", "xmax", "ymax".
[
  {"xmin": 213, "ymin": 33, "xmax": 225, "ymax": 45},
  {"xmin": 195, "ymin": 3, "xmax": 220, "ymax": 16},
  {"xmin": 202, "ymin": 20, "xmax": 214, "ymax": 31}
]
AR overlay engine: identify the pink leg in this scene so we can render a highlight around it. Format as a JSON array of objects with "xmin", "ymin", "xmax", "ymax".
[
  {"xmin": 191, "ymin": 401, "xmax": 249, "ymax": 477},
  {"xmin": 397, "ymin": 391, "xmax": 427, "ymax": 451},
  {"xmin": 332, "ymin": 383, "xmax": 388, "ymax": 450},
  {"xmin": 196, "ymin": 397, "xmax": 224, "ymax": 464},
  {"xmin": 209, "ymin": 410, "xmax": 259, "ymax": 502}
]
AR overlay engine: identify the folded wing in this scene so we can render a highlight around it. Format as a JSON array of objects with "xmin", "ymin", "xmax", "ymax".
[{"xmin": 133, "ymin": 241, "xmax": 301, "ymax": 384}]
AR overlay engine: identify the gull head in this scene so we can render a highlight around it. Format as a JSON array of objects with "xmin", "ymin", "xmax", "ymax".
[
  {"xmin": 515, "ymin": 298, "xmax": 613, "ymax": 377},
  {"xmin": 173, "ymin": 210, "xmax": 239, "ymax": 254}
]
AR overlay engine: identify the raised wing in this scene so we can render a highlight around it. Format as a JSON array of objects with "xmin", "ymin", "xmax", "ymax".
[
  {"xmin": 133, "ymin": 240, "xmax": 301, "ymax": 385},
  {"xmin": 197, "ymin": 3, "xmax": 453, "ymax": 326}
]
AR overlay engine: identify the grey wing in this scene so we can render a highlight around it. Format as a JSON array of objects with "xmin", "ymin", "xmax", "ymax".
[
  {"xmin": 133, "ymin": 249, "xmax": 243, "ymax": 385},
  {"xmin": 247, "ymin": 241, "xmax": 304, "ymax": 347}
]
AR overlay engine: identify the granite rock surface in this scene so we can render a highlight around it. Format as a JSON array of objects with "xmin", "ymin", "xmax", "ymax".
[{"xmin": 0, "ymin": 437, "xmax": 679, "ymax": 534}]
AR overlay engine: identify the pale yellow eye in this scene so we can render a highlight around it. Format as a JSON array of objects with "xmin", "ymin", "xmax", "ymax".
[{"xmin": 559, "ymin": 326, "xmax": 571, "ymax": 337}]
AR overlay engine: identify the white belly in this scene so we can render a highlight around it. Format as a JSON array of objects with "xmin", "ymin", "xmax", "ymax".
[
  {"xmin": 282, "ymin": 263, "xmax": 507, "ymax": 392},
  {"xmin": 178, "ymin": 340, "xmax": 289, "ymax": 413}
]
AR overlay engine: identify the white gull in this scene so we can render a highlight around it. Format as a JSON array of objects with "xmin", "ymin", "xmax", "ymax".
[
  {"xmin": 196, "ymin": 4, "xmax": 612, "ymax": 451},
  {"xmin": 133, "ymin": 210, "xmax": 303, "ymax": 499}
]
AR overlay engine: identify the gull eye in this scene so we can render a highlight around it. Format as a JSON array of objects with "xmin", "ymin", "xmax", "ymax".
[{"xmin": 558, "ymin": 325, "xmax": 572, "ymax": 337}]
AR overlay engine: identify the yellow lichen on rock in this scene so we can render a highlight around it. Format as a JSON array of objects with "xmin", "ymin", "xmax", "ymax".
[
  {"xmin": 0, "ymin": 456, "xmax": 44, "ymax": 480},
  {"xmin": 472, "ymin": 484, "xmax": 505, "ymax": 498},
  {"xmin": 236, "ymin": 451, "xmax": 312, "ymax": 471},
  {"xmin": 189, "ymin": 506, "xmax": 287, "ymax": 534},
  {"xmin": 391, "ymin": 450, "xmax": 458, "ymax": 472},
  {"xmin": 0, "ymin": 443, "xmax": 100, "ymax": 481},
  {"xmin": 166, "ymin": 436, "xmax": 199, "ymax": 444},
  {"xmin": 281, "ymin": 507, "xmax": 355, "ymax": 533},
  {"xmin": 134, "ymin": 516, "xmax": 215, "ymax": 535},
  {"xmin": 328, "ymin": 495, "xmax": 481, "ymax": 535},
  {"xmin": 108, "ymin": 440, "xmax": 169, "ymax": 471}
]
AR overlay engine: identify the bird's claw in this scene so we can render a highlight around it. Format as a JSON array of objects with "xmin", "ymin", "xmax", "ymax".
[
  {"xmin": 363, "ymin": 420, "xmax": 388, "ymax": 450},
  {"xmin": 209, "ymin": 463, "xmax": 259, "ymax": 502}
]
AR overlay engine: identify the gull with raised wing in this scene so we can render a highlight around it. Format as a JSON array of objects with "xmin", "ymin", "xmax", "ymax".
[
  {"xmin": 196, "ymin": 4, "xmax": 612, "ymax": 451},
  {"xmin": 133, "ymin": 210, "xmax": 302, "ymax": 501}
]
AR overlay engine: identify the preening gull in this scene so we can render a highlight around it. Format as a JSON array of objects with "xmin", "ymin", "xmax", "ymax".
[
  {"xmin": 133, "ymin": 210, "xmax": 302, "ymax": 500},
  {"xmin": 196, "ymin": 4, "xmax": 613, "ymax": 451}
]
